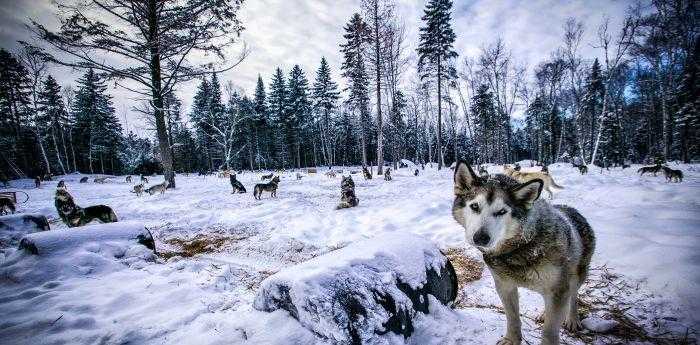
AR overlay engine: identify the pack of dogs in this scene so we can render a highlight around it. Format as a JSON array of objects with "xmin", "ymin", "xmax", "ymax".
[{"xmin": 637, "ymin": 164, "xmax": 683, "ymax": 182}]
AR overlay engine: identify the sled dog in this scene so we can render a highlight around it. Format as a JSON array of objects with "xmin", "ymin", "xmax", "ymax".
[
  {"xmin": 661, "ymin": 166, "xmax": 683, "ymax": 182},
  {"xmin": 362, "ymin": 166, "xmax": 372, "ymax": 180},
  {"xmin": 94, "ymin": 177, "xmax": 108, "ymax": 183},
  {"xmin": 55, "ymin": 187, "xmax": 118, "ymax": 227},
  {"xmin": 230, "ymin": 174, "xmax": 247, "ymax": 193},
  {"xmin": 384, "ymin": 168, "xmax": 392, "ymax": 181},
  {"xmin": 0, "ymin": 197, "xmax": 15, "ymax": 215},
  {"xmin": 414, "ymin": 169, "xmax": 419, "ymax": 176},
  {"xmin": 140, "ymin": 175, "xmax": 149, "ymax": 183},
  {"xmin": 261, "ymin": 173, "xmax": 274, "ymax": 181},
  {"xmin": 573, "ymin": 164, "xmax": 588, "ymax": 174},
  {"xmin": 504, "ymin": 166, "xmax": 564, "ymax": 199},
  {"xmin": 253, "ymin": 176, "xmax": 280, "ymax": 200},
  {"xmin": 637, "ymin": 164, "xmax": 662, "ymax": 176},
  {"xmin": 126, "ymin": 175, "xmax": 132, "ymax": 183},
  {"xmin": 478, "ymin": 165, "xmax": 489, "ymax": 176},
  {"xmin": 131, "ymin": 183, "xmax": 145, "ymax": 197},
  {"xmin": 146, "ymin": 181, "xmax": 168, "ymax": 195},
  {"xmin": 336, "ymin": 175, "xmax": 359, "ymax": 209},
  {"xmin": 452, "ymin": 162, "xmax": 595, "ymax": 345}
]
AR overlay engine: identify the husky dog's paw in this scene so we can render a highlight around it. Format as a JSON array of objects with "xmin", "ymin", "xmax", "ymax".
[
  {"xmin": 496, "ymin": 337, "xmax": 521, "ymax": 345},
  {"xmin": 563, "ymin": 317, "xmax": 582, "ymax": 332}
]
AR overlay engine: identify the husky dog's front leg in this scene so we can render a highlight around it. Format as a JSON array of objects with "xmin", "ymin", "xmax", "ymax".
[
  {"xmin": 494, "ymin": 277, "xmax": 522, "ymax": 345},
  {"xmin": 541, "ymin": 290, "xmax": 568, "ymax": 345}
]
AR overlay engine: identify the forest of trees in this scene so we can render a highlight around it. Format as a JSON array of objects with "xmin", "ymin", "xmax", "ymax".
[{"xmin": 0, "ymin": 0, "xmax": 697, "ymax": 180}]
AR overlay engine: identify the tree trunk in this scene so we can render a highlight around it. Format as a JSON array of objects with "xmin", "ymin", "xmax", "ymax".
[
  {"xmin": 148, "ymin": 0, "xmax": 176, "ymax": 188},
  {"xmin": 52, "ymin": 130, "xmax": 66, "ymax": 174},
  {"xmin": 373, "ymin": 0, "xmax": 383, "ymax": 175},
  {"xmin": 436, "ymin": 56, "xmax": 443, "ymax": 170},
  {"xmin": 590, "ymin": 90, "xmax": 608, "ymax": 166},
  {"xmin": 69, "ymin": 129, "xmax": 77, "ymax": 173},
  {"xmin": 36, "ymin": 132, "xmax": 51, "ymax": 176}
]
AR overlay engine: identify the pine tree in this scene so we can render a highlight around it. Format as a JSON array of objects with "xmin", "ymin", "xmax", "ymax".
[
  {"xmin": 0, "ymin": 49, "xmax": 33, "ymax": 177},
  {"xmin": 190, "ymin": 78, "xmax": 214, "ymax": 171},
  {"xmin": 37, "ymin": 75, "xmax": 68, "ymax": 174},
  {"xmin": 269, "ymin": 68, "xmax": 289, "ymax": 167},
  {"xmin": 340, "ymin": 13, "xmax": 372, "ymax": 166},
  {"xmin": 286, "ymin": 65, "xmax": 310, "ymax": 168},
  {"xmin": 417, "ymin": 0, "xmax": 458, "ymax": 170},
  {"xmin": 577, "ymin": 59, "xmax": 605, "ymax": 163},
  {"xmin": 253, "ymin": 75, "xmax": 270, "ymax": 168},
  {"xmin": 312, "ymin": 57, "xmax": 340, "ymax": 166}
]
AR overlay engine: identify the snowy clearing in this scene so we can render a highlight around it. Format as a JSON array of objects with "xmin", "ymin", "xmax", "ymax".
[{"xmin": 1, "ymin": 163, "xmax": 699, "ymax": 344}]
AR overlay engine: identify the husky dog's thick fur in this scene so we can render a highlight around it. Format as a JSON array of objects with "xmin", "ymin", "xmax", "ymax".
[
  {"xmin": 140, "ymin": 175, "xmax": 149, "ymax": 183},
  {"xmin": 572, "ymin": 164, "xmax": 588, "ymax": 174},
  {"xmin": 362, "ymin": 166, "xmax": 372, "ymax": 180},
  {"xmin": 80, "ymin": 176, "xmax": 89, "ymax": 183},
  {"xmin": 0, "ymin": 197, "xmax": 16, "ymax": 215},
  {"xmin": 146, "ymin": 181, "xmax": 168, "ymax": 195},
  {"xmin": 336, "ymin": 176, "xmax": 359, "ymax": 209},
  {"xmin": 55, "ymin": 187, "xmax": 118, "ymax": 227},
  {"xmin": 132, "ymin": 183, "xmax": 145, "ymax": 196},
  {"xmin": 504, "ymin": 166, "xmax": 564, "ymax": 199},
  {"xmin": 94, "ymin": 177, "xmax": 108, "ymax": 183},
  {"xmin": 230, "ymin": 174, "xmax": 247, "ymax": 193},
  {"xmin": 253, "ymin": 176, "xmax": 280, "ymax": 199},
  {"xmin": 638, "ymin": 164, "xmax": 662, "ymax": 176},
  {"xmin": 35, "ymin": 177, "xmax": 41, "ymax": 188},
  {"xmin": 126, "ymin": 175, "xmax": 132, "ymax": 183},
  {"xmin": 452, "ymin": 162, "xmax": 595, "ymax": 345},
  {"xmin": 384, "ymin": 168, "xmax": 392, "ymax": 181},
  {"xmin": 662, "ymin": 166, "xmax": 683, "ymax": 182},
  {"xmin": 261, "ymin": 173, "xmax": 273, "ymax": 180}
]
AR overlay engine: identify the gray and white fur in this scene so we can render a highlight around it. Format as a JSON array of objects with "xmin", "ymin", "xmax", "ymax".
[
  {"xmin": 336, "ymin": 175, "xmax": 359, "ymax": 209},
  {"xmin": 451, "ymin": 162, "xmax": 595, "ymax": 345}
]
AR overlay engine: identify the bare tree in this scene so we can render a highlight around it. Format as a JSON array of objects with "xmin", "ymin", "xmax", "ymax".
[
  {"xmin": 29, "ymin": 0, "xmax": 248, "ymax": 187},
  {"xmin": 18, "ymin": 44, "xmax": 52, "ymax": 176}
]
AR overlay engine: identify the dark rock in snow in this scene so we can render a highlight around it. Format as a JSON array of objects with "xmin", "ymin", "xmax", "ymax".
[{"xmin": 254, "ymin": 232, "xmax": 457, "ymax": 344}]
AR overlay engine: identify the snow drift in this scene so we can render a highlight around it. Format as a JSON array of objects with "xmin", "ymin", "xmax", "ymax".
[{"xmin": 253, "ymin": 232, "xmax": 457, "ymax": 344}]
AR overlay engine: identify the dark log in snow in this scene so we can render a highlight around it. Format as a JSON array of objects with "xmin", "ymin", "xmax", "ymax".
[
  {"xmin": 19, "ymin": 221, "xmax": 155, "ymax": 255},
  {"xmin": 254, "ymin": 232, "xmax": 457, "ymax": 344}
]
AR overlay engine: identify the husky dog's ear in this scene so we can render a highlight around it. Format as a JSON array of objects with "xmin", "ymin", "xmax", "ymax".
[
  {"xmin": 454, "ymin": 161, "xmax": 480, "ymax": 195},
  {"xmin": 511, "ymin": 179, "xmax": 543, "ymax": 208}
]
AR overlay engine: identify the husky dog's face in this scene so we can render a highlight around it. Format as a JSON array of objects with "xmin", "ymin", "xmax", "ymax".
[
  {"xmin": 272, "ymin": 176, "xmax": 281, "ymax": 183},
  {"xmin": 452, "ymin": 162, "xmax": 543, "ymax": 254},
  {"xmin": 341, "ymin": 175, "xmax": 354, "ymax": 188}
]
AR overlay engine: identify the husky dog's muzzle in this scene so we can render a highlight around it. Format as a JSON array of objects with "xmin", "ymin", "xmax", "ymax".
[{"xmin": 473, "ymin": 227, "xmax": 491, "ymax": 247}]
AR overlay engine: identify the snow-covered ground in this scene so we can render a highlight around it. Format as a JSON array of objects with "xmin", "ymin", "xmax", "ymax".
[{"xmin": 1, "ymin": 163, "xmax": 698, "ymax": 344}]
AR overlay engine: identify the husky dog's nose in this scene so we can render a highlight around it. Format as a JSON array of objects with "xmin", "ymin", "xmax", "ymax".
[{"xmin": 473, "ymin": 230, "xmax": 490, "ymax": 246}]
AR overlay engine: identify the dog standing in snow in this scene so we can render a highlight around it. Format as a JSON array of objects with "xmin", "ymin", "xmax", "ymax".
[
  {"xmin": 55, "ymin": 185, "xmax": 118, "ymax": 227},
  {"xmin": 131, "ymin": 183, "xmax": 145, "ymax": 197},
  {"xmin": 384, "ymin": 167, "xmax": 392, "ymax": 181},
  {"xmin": 336, "ymin": 175, "xmax": 359, "ymax": 210},
  {"xmin": 253, "ymin": 176, "xmax": 280, "ymax": 200},
  {"xmin": 504, "ymin": 165, "xmax": 564, "ymax": 199},
  {"xmin": 452, "ymin": 162, "xmax": 595, "ymax": 345},
  {"xmin": 146, "ymin": 181, "xmax": 168, "ymax": 195}
]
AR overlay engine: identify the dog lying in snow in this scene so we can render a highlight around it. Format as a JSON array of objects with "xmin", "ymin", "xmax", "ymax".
[{"xmin": 452, "ymin": 162, "xmax": 595, "ymax": 345}]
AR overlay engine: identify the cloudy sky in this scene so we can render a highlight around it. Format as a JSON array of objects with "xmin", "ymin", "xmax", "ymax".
[{"xmin": 0, "ymin": 0, "xmax": 631, "ymax": 137}]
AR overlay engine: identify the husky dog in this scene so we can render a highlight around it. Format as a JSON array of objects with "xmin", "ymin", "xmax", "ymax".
[
  {"xmin": 230, "ymin": 174, "xmax": 247, "ymax": 193},
  {"xmin": 261, "ymin": 173, "xmax": 274, "ymax": 181},
  {"xmin": 296, "ymin": 172, "xmax": 303, "ymax": 180},
  {"xmin": 253, "ymin": 176, "xmax": 280, "ymax": 200},
  {"xmin": 662, "ymin": 166, "xmax": 683, "ymax": 182},
  {"xmin": 478, "ymin": 165, "xmax": 489, "ymax": 177},
  {"xmin": 637, "ymin": 164, "xmax": 662, "ymax": 176},
  {"xmin": 504, "ymin": 166, "xmax": 564, "ymax": 199},
  {"xmin": 573, "ymin": 164, "xmax": 588, "ymax": 175},
  {"xmin": 362, "ymin": 166, "xmax": 372, "ymax": 180},
  {"xmin": 452, "ymin": 162, "xmax": 595, "ymax": 345},
  {"xmin": 131, "ymin": 183, "xmax": 145, "ymax": 196},
  {"xmin": 79, "ymin": 176, "xmax": 89, "ymax": 183},
  {"xmin": 336, "ymin": 176, "xmax": 359, "ymax": 209},
  {"xmin": 0, "ymin": 197, "xmax": 16, "ymax": 215},
  {"xmin": 414, "ymin": 169, "xmax": 419, "ymax": 176},
  {"xmin": 326, "ymin": 171, "xmax": 337, "ymax": 178},
  {"xmin": 57, "ymin": 180, "xmax": 66, "ymax": 188},
  {"xmin": 514, "ymin": 163, "xmax": 521, "ymax": 171},
  {"xmin": 94, "ymin": 177, "xmax": 108, "ymax": 183},
  {"xmin": 126, "ymin": 175, "xmax": 132, "ymax": 183},
  {"xmin": 35, "ymin": 176, "xmax": 41, "ymax": 188},
  {"xmin": 541, "ymin": 165, "xmax": 549, "ymax": 174},
  {"xmin": 384, "ymin": 168, "xmax": 392, "ymax": 181},
  {"xmin": 140, "ymin": 175, "xmax": 149, "ymax": 183},
  {"xmin": 55, "ymin": 187, "xmax": 118, "ymax": 227},
  {"xmin": 146, "ymin": 181, "xmax": 168, "ymax": 195}
]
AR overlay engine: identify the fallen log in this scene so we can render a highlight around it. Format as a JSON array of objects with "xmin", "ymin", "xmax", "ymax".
[
  {"xmin": 254, "ymin": 232, "xmax": 457, "ymax": 344},
  {"xmin": 19, "ymin": 221, "xmax": 155, "ymax": 255}
]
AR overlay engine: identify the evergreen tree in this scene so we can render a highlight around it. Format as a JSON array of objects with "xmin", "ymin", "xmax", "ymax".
[
  {"xmin": 190, "ymin": 78, "xmax": 214, "ymax": 171},
  {"xmin": 269, "ymin": 68, "xmax": 289, "ymax": 167},
  {"xmin": 417, "ymin": 0, "xmax": 457, "ymax": 170},
  {"xmin": 312, "ymin": 57, "xmax": 340, "ymax": 166},
  {"xmin": 0, "ymin": 49, "xmax": 33, "ymax": 177},
  {"xmin": 577, "ymin": 59, "xmax": 605, "ymax": 162},
  {"xmin": 36, "ymin": 75, "xmax": 68, "ymax": 174},
  {"xmin": 286, "ymin": 65, "xmax": 310, "ymax": 168},
  {"xmin": 340, "ymin": 13, "xmax": 372, "ymax": 166},
  {"xmin": 253, "ymin": 75, "xmax": 270, "ymax": 168}
]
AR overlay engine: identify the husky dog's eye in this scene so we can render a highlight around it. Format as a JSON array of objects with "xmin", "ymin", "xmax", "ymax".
[
  {"xmin": 469, "ymin": 203, "xmax": 480, "ymax": 213},
  {"xmin": 493, "ymin": 208, "xmax": 508, "ymax": 217}
]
